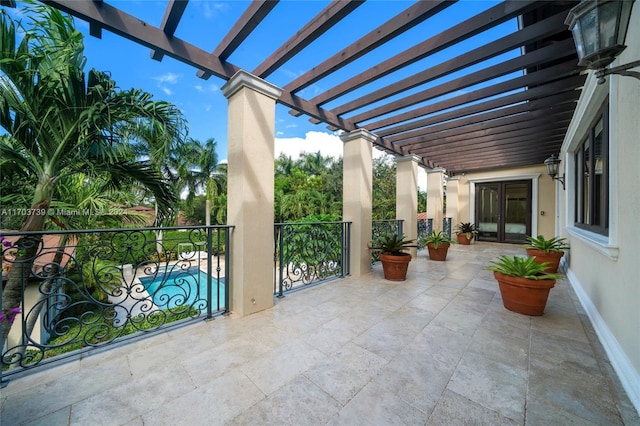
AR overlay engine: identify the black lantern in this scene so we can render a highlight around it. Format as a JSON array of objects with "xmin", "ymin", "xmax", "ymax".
[
  {"xmin": 565, "ymin": 0, "xmax": 640, "ymax": 84},
  {"xmin": 544, "ymin": 155, "xmax": 565, "ymax": 190}
]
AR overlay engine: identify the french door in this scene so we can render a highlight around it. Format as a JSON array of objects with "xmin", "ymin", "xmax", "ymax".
[{"xmin": 475, "ymin": 180, "xmax": 531, "ymax": 243}]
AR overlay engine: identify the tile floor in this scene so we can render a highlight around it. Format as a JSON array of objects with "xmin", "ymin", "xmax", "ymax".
[{"xmin": 1, "ymin": 242, "xmax": 638, "ymax": 425}]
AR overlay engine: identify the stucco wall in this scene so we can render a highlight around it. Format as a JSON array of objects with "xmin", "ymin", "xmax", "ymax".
[
  {"xmin": 560, "ymin": 4, "xmax": 640, "ymax": 411},
  {"xmin": 452, "ymin": 164, "xmax": 557, "ymax": 239}
]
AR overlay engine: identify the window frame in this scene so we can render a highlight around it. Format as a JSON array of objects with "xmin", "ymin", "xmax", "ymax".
[{"xmin": 573, "ymin": 101, "xmax": 609, "ymax": 236}]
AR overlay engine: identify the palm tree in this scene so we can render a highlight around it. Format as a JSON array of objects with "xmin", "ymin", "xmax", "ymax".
[
  {"xmin": 184, "ymin": 138, "xmax": 226, "ymax": 225},
  {"xmin": 299, "ymin": 151, "xmax": 332, "ymax": 177},
  {"xmin": 0, "ymin": 4, "xmax": 187, "ymax": 342}
]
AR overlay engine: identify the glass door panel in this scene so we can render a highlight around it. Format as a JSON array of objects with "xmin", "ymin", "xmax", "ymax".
[
  {"xmin": 504, "ymin": 182, "xmax": 529, "ymax": 243},
  {"xmin": 477, "ymin": 184, "xmax": 499, "ymax": 241}
]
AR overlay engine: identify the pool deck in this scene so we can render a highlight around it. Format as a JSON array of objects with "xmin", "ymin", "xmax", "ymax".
[{"xmin": 1, "ymin": 242, "xmax": 638, "ymax": 425}]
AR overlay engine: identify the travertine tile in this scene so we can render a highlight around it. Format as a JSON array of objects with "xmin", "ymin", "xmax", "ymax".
[
  {"xmin": 428, "ymin": 390, "xmax": 517, "ymax": 425},
  {"xmin": 228, "ymin": 376, "xmax": 341, "ymax": 425},
  {"xmin": 141, "ymin": 369, "xmax": 264, "ymax": 426},
  {"xmin": 304, "ymin": 342, "xmax": 387, "ymax": 405},
  {"xmin": 240, "ymin": 339, "xmax": 326, "ymax": 395},
  {"xmin": 329, "ymin": 381, "xmax": 428, "ymax": 425},
  {"xmin": 447, "ymin": 352, "xmax": 528, "ymax": 423}
]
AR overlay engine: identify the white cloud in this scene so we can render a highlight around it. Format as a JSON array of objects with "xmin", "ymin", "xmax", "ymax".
[
  {"xmin": 153, "ymin": 72, "xmax": 181, "ymax": 84},
  {"xmin": 162, "ymin": 87, "xmax": 173, "ymax": 96},
  {"xmin": 274, "ymin": 131, "xmax": 387, "ymax": 161}
]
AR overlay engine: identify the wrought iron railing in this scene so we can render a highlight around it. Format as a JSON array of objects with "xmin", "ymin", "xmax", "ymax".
[
  {"xmin": 274, "ymin": 222, "xmax": 350, "ymax": 297},
  {"xmin": 371, "ymin": 219, "xmax": 404, "ymax": 262},
  {"xmin": 443, "ymin": 217, "xmax": 452, "ymax": 239},
  {"xmin": 417, "ymin": 218, "xmax": 433, "ymax": 248},
  {"xmin": 1, "ymin": 225, "xmax": 231, "ymax": 382}
]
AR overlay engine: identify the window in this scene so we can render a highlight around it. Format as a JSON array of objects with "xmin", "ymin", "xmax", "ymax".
[{"xmin": 574, "ymin": 102, "xmax": 608, "ymax": 235}]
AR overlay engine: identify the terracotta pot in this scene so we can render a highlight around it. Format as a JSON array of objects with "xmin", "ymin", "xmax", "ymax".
[
  {"xmin": 493, "ymin": 271, "xmax": 556, "ymax": 316},
  {"xmin": 379, "ymin": 253, "xmax": 412, "ymax": 281},
  {"xmin": 427, "ymin": 243, "xmax": 449, "ymax": 261},
  {"xmin": 457, "ymin": 233, "xmax": 473, "ymax": 245},
  {"xmin": 525, "ymin": 249, "xmax": 564, "ymax": 273}
]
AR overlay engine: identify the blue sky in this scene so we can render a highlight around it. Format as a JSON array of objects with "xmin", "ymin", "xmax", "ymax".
[{"xmin": 13, "ymin": 1, "xmax": 519, "ymax": 163}]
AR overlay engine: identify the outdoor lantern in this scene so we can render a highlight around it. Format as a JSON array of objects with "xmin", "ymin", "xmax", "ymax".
[
  {"xmin": 544, "ymin": 155, "xmax": 565, "ymax": 190},
  {"xmin": 565, "ymin": 0, "xmax": 640, "ymax": 84}
]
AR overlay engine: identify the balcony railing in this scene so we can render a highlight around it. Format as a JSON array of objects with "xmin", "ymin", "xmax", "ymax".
[
  {"xmin": 274, "ymin": 222, "xmax": 351, "ymax": 297},
  {"xmin": 1, "ymin": 225, "xmax": 231, "ymax": 382},
  {"xmin": 417, "ymin": 218, "xmax": 433, "ymax": 247},
  {"xmin": 371, "ymin": 219, "xmax": 404, "ymax": 262}
]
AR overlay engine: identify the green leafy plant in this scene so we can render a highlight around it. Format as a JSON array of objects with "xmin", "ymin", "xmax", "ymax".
[
  {"xmin": 454, "ymin": 222, "xmax": 478, "ymax": 238},
  {"xmin": 418, "ymin": 231, "xmax": 454, "ymax": 249},
  {"xmin": 369, "ymin": 233, "xmax": 416, "ymax": 255},
  {"xmin": 524, "ymin": 235, "xmax": 569, "ymax": 253},
  {"xmin": 487, "ymin": 255, "xmax": 559, "ymax": 280}
]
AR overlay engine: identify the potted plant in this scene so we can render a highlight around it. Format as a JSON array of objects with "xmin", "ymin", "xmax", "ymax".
[
  {"xmin": 369, "ymin": 233, "xmax": 416, "ymax": 281},
  {"xmin": 454, "ymin": 222, "xmax": 478, "ymax": 245},
  {"xmin": 419, "ymin": 231, "xmax": 454, "ymax": 261},
  {"xmin": 487, "ymin": 255, "xmax": 559, "ymax": 316},
  {"xmin": 523, "ymin": 235, "xmax": 569, "ymax": 273}
]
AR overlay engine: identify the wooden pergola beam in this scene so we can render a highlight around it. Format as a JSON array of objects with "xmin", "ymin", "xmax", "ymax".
[
  {"xmin": 396, "ymin": 113, "xmax": 573, "ymax": 150},
  {"xmin": 380, "ymin": 92, "xmax": 579, "ymax": 142},
  {"xmin": 372, "ymin": 74, "xmax": 584, "ymax": 137},
  {"xmin": 391, "ymin": 109, "xmax": 574, "ymax": 147},
  {"xmin": 197, "ymin": 0, "xmax": 279, "ymax": 79},
  {"xmin": 333, "ymin": 18, "xmax": 574, "ymax": 118},
  {"xmin": 283, "ymin": 0, "xmax": 455, "ymax": 95},
  {"xmin": 294, "ymin": 0, "xmax": 542, "ymax": 114},
  {"xmin": 151, "ymin": 0, "xmax": 189, "ymax": 61},
  {"xmin": 350, "ymin": 26, "xmax": 576, "ymax": 125},
  {"xmin": 252, "ymin": 0, "xmax": 364, "ymax": 78}
]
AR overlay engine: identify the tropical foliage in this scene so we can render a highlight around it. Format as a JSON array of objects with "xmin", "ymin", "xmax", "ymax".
[
  {"xmin": 454, "ymin": 222, "xmax": 478, "ymax": 237},
  {"xmin": 487, "ymin": 255, "xmax": 559, "ymax": 280},
  {"xmin": 370, "ymin": 233, "xmax": 417, "ymax": 255},
  {"xmin": 523, "ymin": 235, "xmax": 569, "ymax": 253},
  {"xmin": 419, "ymin": 231, "xmax": 454, "ymax": 249},
  {"xmin": 0, "ymin": 3, "xmax": 187, "ymax": 342}
]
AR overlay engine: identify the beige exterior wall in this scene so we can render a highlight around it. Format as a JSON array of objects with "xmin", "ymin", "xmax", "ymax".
[
  {"xmin": 451, "ymin": 164, "xmax": 556, "ymax": 239},
  {"xmin": 559, "ymin": 5, "xmax": 640, "ymax": 411}
]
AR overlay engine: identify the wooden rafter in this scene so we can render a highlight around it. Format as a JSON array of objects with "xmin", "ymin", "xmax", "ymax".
[
  {"xmin": 283, "ymin": 0, "xmax": 456, "ymax": 94},
  {"xmin": 197, "ymin": 0, "xmax": 279, "ymax": 79},
  {"xmin": 151, "ymin": 0, "xmax": 189, "ymax": 61},
  {"xmin": 332, "ymin": 18, "xmax": 575, "ymax": 119},
  {"xmin": 296, "ymin": 0, "xmax": 542, "ymax": 114},
  {"xmin": 252, "ymin": 0, "xmax": 365, "ymax": 78}
]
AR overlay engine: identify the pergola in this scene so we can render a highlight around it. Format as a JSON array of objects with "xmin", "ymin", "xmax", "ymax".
[
  {"xmin": 30, "ymin": 0, "xmax": 586, "ymax": 316},
  {"xmin": 41, "ymin": 0, "xmax": 584, "ymax": 175}
]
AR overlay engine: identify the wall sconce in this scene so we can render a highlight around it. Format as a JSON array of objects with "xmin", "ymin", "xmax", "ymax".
[
  {"xmin": 544, "ymin": 155, "xmax": 565, "ymax": 190},
  {"xmin": 565, "ymin": 0, "xmax": 640, "ymax": 85}
]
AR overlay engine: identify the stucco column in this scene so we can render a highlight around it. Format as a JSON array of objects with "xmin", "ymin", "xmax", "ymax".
[
  {"xmin": 341, "ymin": 129, "xmax": 375, "ymax": 277},
  {"xmin": 426, "ymin": 168, "xmax": 446, "ymax": 232},
  {"xmin": 446, "ymin": 177, "xmax": 460, "ymax": 228},
  {"xmin": 221, "ymin": 70, "xmax": 282, "ymax": 316},
  {"xmin": 396, "ymin": 155, "xmax": 420, "ymax": 257}
]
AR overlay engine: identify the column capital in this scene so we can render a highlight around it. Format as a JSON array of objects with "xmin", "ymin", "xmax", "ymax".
[
  {"xmin": 426, "ymin": 167, "xmax": 447, "ymax": 174},
  {"xmin": 221, "ymin": 70, "xmax": 283, "ymax": 100},
  {"xmin": 395, "ymin": 154, "xmax": 421, "ymax": 164},
  {"xmin": 339, "ymin": 128, "xmax": 377, "ymax": 143}
]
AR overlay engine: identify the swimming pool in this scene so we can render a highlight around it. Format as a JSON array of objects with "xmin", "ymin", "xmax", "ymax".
[{"xmin": 139, "ymin": 266, "xmax": 226, "ymax": 309}]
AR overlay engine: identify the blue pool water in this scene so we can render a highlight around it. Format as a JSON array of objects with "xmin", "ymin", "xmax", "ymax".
[{"xmin": 139, "ymin": 266, "xmax": 225, "ymax": 309}]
